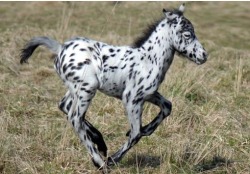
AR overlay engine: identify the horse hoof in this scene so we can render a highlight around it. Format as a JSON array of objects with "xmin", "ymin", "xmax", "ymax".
[{"xmin": 106, "ymin": 157, "xmax": 117, "ymax": 166}]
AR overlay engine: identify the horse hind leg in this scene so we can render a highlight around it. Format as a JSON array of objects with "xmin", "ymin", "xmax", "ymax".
[
  {"xmin": 58, "ymin": 90, "xmax": 72, "ymax": 115},
  {"xmin": 85, "ymin": 120, "xmax": 108, "ymax": 157},
  {"xmin": 58, "ymin": 90, "xmax": 108, "ymax": 158},
  {"xmin": 60, "ymin": 81, "xmax": 108, "ymax": 169}
]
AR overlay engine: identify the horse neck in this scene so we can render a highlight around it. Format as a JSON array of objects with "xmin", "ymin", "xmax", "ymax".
[{"xmin": 139, "ymin": 18, "xmax": 175, "ymax": 75}]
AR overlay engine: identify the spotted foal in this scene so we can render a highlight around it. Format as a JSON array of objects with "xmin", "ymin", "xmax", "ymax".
[{"xmin": 20, "ymin": 4, "xmax": 207, "ymax": 170}]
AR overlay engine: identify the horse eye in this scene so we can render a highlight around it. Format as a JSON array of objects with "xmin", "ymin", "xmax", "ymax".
[{"xmin": 183, "ymin": 32, "xmax": 191, "ymax": 39}]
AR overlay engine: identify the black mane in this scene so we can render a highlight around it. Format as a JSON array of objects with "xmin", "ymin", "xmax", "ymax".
[
  {"xmin": 132, "ymin": 17, "xmax": 164, "ymax": 48},
  {"xmin": 132, "ymin": 9, "xmax": 183, "ymax": 48},
  {"xmin": 170, "ymin": 8, "xmax": 184, "ymax": 16}
]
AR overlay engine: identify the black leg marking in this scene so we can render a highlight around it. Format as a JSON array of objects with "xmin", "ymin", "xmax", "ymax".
[
  {"xmin": 58, "ymin": 91, "xmax": 72, "ymax": 115},
  {"xmin": 59, "ymin": 91, "xmax": 107, "ymax": 157},
  {"xmin": 142, "ymin": 92, "xmax": 172, "ymax": 136},
  {"xmin": 85, "ymin": 120, "xmax": 108, "ymax": 157},
  {"xmin": 126, "ymin": 92, "xmax": 172, "ymax": 137},
  {"xmin": 60, "ymin": 83, "xmax": 107, "ymax": 168}
]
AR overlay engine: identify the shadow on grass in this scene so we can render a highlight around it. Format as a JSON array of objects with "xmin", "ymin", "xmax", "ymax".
[
  {"xmin": 193, "ymin": 156, "xmax": 233, "ymax": 172},
  {"xmin": 122, "ymin": 154, "xmax": 161, "ymax": 168}
]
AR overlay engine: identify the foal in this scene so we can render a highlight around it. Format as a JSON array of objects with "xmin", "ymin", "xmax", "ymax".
[{"xmin": 21, "ymin": 4, "xmax": 207, "ymax": 170}]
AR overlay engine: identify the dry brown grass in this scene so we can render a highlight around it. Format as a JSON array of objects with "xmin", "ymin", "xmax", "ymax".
[{"xmin": 0, "ymin": 2, "xmax": 249, "ymax": 174}]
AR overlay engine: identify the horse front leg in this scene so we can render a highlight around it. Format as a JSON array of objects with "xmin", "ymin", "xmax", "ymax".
[
  {"xmin": 107, "ymin": 91, "xmax": 144, "ymax": 166},
  {"xmin": 126, "ymin": 92, "xmax": 172, "ymax": 137},
  {"xmin": 140, "ymin": 92, "xmax": 172, "ymax": 136}
]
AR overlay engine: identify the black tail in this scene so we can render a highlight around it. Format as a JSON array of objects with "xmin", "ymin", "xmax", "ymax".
[{"xmin": 20, "ymin": 36, "xmax": 61, "ymax": 64}]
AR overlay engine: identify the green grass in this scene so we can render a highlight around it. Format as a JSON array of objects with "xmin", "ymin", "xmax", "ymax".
[{"xmin": 0, "ymin": 2, "xmax": 250, "ymax": 173}]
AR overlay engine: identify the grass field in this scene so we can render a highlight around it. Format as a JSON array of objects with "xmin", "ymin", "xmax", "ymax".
[{"xmin": 0, "ymin": 2, "xmax": 249, "ymax": 174}]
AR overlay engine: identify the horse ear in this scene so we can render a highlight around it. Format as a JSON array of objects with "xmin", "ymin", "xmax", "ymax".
[
  {"xmin": 179, "ymin": 3, "xmax": 185, "ymax": 13},
  {"xmin": 163, "ymin": 9, "xmax": 174, "ymax": 19}
]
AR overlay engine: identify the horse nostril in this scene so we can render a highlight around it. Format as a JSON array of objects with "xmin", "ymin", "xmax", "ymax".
[{"xmin": 202, "ymin": 51, "xmax": 208, "ymax": 58}]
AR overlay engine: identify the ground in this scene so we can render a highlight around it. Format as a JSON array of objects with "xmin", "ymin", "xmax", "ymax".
[{"xmin": 0, "ymin": 2, "xmax": 249, "ymax": 174}]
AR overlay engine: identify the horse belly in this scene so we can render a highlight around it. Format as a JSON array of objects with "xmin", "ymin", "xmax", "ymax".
[{"xmin": 98, "ymin": 72, "xmax": 125, "ymax": 98}]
